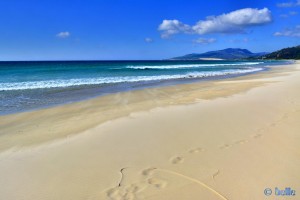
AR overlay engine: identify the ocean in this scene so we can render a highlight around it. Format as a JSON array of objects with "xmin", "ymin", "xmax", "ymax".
[{"xmin": 0, "ymin": 60, "xmax": 288, "ymax": 115}]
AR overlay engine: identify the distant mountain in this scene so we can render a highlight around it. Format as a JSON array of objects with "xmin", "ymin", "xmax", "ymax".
[
  {"xmin": 171, "ymin": 48, "xmax": 268, "ymax": 60},
  {"xmin": 262, "ymin": 46, "xmax": 300, "ymax": 59}
]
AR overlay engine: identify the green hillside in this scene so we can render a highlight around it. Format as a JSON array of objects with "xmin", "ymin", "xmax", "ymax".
[{"xmin": 264, "ymin": 46, "xmax": 300, "ymax": 59}]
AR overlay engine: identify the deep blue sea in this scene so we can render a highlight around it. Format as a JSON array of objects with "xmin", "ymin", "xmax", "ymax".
[{"xmin": 0, "ymin": 60, "xmax": 289, "ymax": 115}]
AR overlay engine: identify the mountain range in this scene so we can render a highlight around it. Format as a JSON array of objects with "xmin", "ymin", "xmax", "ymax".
[{"xmin": 171, "ymin": 48, "xmax": 268, "ymax": 60}]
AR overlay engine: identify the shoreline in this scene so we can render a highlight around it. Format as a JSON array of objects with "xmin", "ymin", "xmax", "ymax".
[
  {"xmin": 0, "ymin": 64, "xmax": 285, "ymax": 151},
  {"xmin": 0, "ymin": 69, "xmax": 267, "ymax": 116},
  {"xmin": 0, "ymin": 61, "xmax": 299, "ymax": 199},
  {"xmin": 0, "ymin": 60, "xmax": 285, "ymax": 116}
]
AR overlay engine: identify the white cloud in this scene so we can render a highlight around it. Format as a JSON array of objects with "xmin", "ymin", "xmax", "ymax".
[
  {"xmin": 229, "ymin": 38, "xmax": 249, "ymax": 43},
  {"xmin": 158, "ymin": 20, "xmax": 192, "ymax": 38},
  {"xmin": 290, "ymin": 11, "xmax": 298, "ymax": 15},
  {"xmin": 144, "ymin": 37, "xmax": 153, "ymax": 43},
  {"xmin": 244, "ymin": 38, "xmax": 249, "ymax": 43},
  {"xmin": 193, "ymin": 38, "xmax": 216, "ymax": 44},
  {"xmin": 158, "ymin": 8, "xmax": 272, "ymax": 38},
  {"xmin": 274, "ymin": 25, "xmax": 300, "ymax": 37},
  {"xmin": 56, "ymin": 31, "xmax": 70, "ymax": 38},
  {"xmin": 277, "ymin": 0, "xmax": 300, "ymax": 7},
  {"xmin": 280, "ymin": 14, "xmax": 289, "ymax": 18},
  {"xmin": 192, "ymin": 8, "xmax": 272, "ymax": 34},
  {"xmin": 279, "ymin": 11, "xmax": 298, "ymax": 18},
  {"xmin": 277, "ymin": 2, "xmax": 295, "ymax": 7}
]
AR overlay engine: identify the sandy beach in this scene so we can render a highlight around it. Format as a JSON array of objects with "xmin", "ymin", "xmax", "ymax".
[{"xmin": 0, "ymin": 61, "xmax": 299, "ymax": 200}]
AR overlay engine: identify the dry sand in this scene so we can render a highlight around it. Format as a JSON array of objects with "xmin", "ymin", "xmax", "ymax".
[{"xmin": 0, "ymin": 62, "xmax": 299, "ymax": 200}]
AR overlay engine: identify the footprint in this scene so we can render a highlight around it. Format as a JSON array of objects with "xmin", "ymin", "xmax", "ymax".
[
  {"xmin": 106, "ymin": 167, "xmax": 169, "ymax": 199},
  {"xmin": 107, "ymin": 188, "xmax": 126, "ymax": 200},
  {"xmin": 123, "ymin": 192, "xmax": 135, "ymax": 200},
  {"xmin": 234, "ymin": 140, "xmax": 248, "ymax": 145},
  {"xmin": 147, "ymin": 178, "xmax": 167, "ymax": 189},
  {"xmin": 127, "ymin": 184, "xmax": 146, "ymax": 193},
  {"xmin": 188, "ymin": 147, "xmax": 203, "ymax": 154},
  {"xmin": 107, "ymin": 188, "xmax": 119, "ymax": 198},
  {"xmin": 106, "ymin": 183, "xmax": 146, "ymax": 200},
  {"xmin": 141, "ymin": 168, "xmax": 156, "ymax": 176},
  {"xmin": 256, "ymin": 127, "xmax": 265, "ymax": 132},
  {"xmin": 288, "ymin": 99, "xmax": 296, "ymax": 105},
  {"xmin": 219, "ymin": 144, "xmax": 232, "ymax": 149},
  {"xmin": 252, "ymin": 133, "xmax": 262, "ymax": 139},
  {"xmin": 212, "ymin": 170, "xmax": 220, "ymax": 180},
  {"xmin": 282, "ymin": 114, "xmax": 289, "ymax": 119},
  {"xmin": 170, "ymin": 156, "xmax": 184, "ymax": 164}
]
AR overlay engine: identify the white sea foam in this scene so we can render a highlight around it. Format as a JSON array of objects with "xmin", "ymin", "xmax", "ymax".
[
  {"xmin": 126, "ymin": 62, "xmax": 263, "ymax": 69},
  {"xmin": 0, "ymin": 67, "xmax": 263, "ymax": 91}
]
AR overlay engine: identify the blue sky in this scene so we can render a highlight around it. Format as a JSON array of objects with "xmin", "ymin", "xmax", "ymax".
[{"xmin": 0, "ymin": 0, "xmax": 299, "ymax": 60}]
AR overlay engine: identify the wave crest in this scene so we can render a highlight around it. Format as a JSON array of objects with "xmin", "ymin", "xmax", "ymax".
[
  {"xmin": 126, "ymin": 62, "xmax": 263, "ymax": 70},
  {"xmin": 0, "ymin": 67, "xmax": 263, "ymax": 91}
]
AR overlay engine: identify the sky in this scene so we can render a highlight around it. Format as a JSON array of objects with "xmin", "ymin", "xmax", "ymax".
[{"xmin": 0, "ymin": 0, "xmax": 299, "ymax": 60}]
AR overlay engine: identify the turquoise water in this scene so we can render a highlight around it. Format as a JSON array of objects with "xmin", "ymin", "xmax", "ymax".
[{"xmin": 0, "ymin": 60, "xmax": 288, "ymax": 115}]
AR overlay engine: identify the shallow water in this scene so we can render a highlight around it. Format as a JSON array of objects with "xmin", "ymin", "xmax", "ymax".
[{"xmin": 0, "ymin": 60, "xmax": 289, "ymax": 115}]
